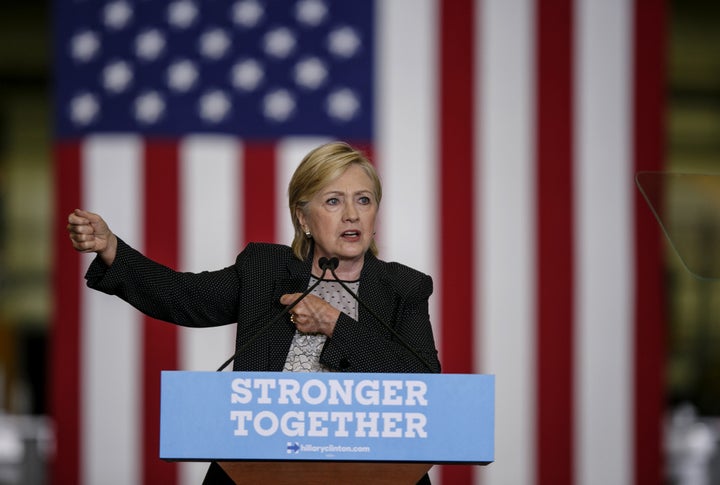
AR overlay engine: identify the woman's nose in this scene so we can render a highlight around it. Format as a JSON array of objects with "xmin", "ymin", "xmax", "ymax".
[{"xmin": 343, "ymin": 203, "xmax": 359, "ymax": 221}]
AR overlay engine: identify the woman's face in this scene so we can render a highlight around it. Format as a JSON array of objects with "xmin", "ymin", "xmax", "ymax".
[{"xmin": 297, "ymin": 164, "xmax": 378, "ymax": 265}]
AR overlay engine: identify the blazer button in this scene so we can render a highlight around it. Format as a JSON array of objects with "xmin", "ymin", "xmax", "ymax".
[{"xmin": 339, "ymin": 358, "xmax": 351, "ymax": 370}]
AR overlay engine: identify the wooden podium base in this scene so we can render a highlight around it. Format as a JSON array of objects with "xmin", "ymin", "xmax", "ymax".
[{"xmin": 219, "ymin": 461, "xmax": 432, "ymax": 484}]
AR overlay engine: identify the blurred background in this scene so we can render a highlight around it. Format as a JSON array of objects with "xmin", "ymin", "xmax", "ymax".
[
  {"xmin": 1, "ymin": 0, "xmax": 720, "ymax": 484},
  {"xmin": 0, "ymin": 1, "xmax": 52, "ymax": 484},
  {"xmin": 666, "ymin": 1, "xmax": 720, "ymax": 413}
]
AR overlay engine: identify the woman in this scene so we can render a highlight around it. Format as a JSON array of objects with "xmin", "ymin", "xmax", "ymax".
[{"xmin": 67, "ymin": 141, "xmax": 440, "ymax": 482}]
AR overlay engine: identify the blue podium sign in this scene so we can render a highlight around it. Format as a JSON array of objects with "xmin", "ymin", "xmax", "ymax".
[{"xmin": 160, "ymin": 371, "xmax": 494, "ymax": 464}]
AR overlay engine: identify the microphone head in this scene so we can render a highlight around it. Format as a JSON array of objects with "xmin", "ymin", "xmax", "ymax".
[{"xmin": 318, "ymin": 257, "xmax": 340, "ymax": 271}]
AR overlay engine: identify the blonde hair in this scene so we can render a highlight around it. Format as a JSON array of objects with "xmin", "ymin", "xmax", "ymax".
[{"xmin": 289, "ymin": 141, "xmax": 382, "ymax": 260}]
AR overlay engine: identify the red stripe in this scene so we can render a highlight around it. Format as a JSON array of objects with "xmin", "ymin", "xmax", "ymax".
[
  {"xmin": 439, "ymin": 0, "xmax": 475, "ymax": 483},
  {"xmin": 349, "ymin": 141, "xmax": 374, "ymax": 170},
  {"xmin": 536, "ymin": 1, "xmax": 575, "ymax": 484},
  {"xmin": 50, "ymin": 142, "xmax": 83, "ymax": 484},
  {"xmin": 632, "ymin": 1, "xmax": 667, "ymax": 483},
  {"xmin": 142, "ymin": 140, "xmax": 180, "ymax": 485},
  {"xmin": 439, "ymin": 0, "xmax": 475, "ymax": 371},
  {"xmin": 243, "ymin": 143, "xmax": 277, "ymax": 244}
]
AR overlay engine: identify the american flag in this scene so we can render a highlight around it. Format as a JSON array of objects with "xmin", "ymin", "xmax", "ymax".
[{"xmin": 51, "ymin": 1, "xmax": 666, "ymax": 484}]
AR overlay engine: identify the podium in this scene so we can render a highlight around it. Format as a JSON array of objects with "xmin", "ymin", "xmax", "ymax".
[
  {"xmin": 160, "ymin": 371, "xmax": 494, "ymax": 484},
  {"xmin": 217, "ymin": 461, "xmax": 432, "ymax": 484}
]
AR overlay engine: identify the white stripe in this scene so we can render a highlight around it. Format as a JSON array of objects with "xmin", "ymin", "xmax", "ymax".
[
  {"xmin": 82, "ymin": 135, "xmax": 142, "ymax": 485},
  {"xmin": 375, "ymin": 6, "xmax": 439, "ymax": 479},
  {"xmin": 575, "ymin": 0, "xmax": 633, "ymax": 484},
  {"xmin": 178, "ymin": 136, "xmax": 240, "ymax": 485},
  {"xmin": 477, "ymin": 1, "xmax": 536, "ymax": 485},
  {"xmin": 375, "ymin": 0, "xmax": 440, "ymax": 353},
  {"xmin": 375, "ymin": 0, "xmax": 438, "ymax": 274},
  {"xmin": 276, "ymin": 137, "xmax": 334, "ymax": 247}
]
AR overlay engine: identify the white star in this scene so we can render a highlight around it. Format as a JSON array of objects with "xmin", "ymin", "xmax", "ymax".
[
  {"xmin": 327, "ymin": 26, "xmax": 361, "ymax": 58},
  {"xmin": 296, "ymin": 0, "xmax": 328, "ymax": 27},
  {"xmin": 103, "ymin": 0, "xmax": 133, "ymax": 30},
  {"xmin": 198, "ymin": 90, "xmax": 232, "ymax": 123},
  {"xmin": 294, "ymin": 57, "xmax": 327, "ymax": 90},
  {"xmin": 134, "ymin": 91, "xmax": 165, "ymax": 124},
  {"xmin": 326, "ymin": 88, "xmax": 360, "ymax": 121},
  {"xmin": 167, "ymin": 0, "xmax": 198, "ymax": 29},
  {"xmin": 199, "ymin": 28, "xmax": 231, "ymax": 60},
  {"xmin": 102, "ymin": 60, "xmax": 133, "ymax": 93},
  {"xmin": 232, "ymin": 0, "xmax": 264, "ymax": 28},
  {"xmin": 69, "ymin": 92, "xmax": 100, "ymax": 126},
  {"xmin": 70, "ymin": 30, "xmax": 101, "ymax": 63},
  {"xmin": 167, "ymin": 59, "xmax": 199, "ymax": 92},
  {"xmin": 263, "ymin": 89, "xmax": 296, "ymax": 122},
  {"xmin": 263, "ymin": 27, "xmax": 296, "ymax": 59},
  {"xmin": 230, "ymin": 58, "xmax": 264, "ymax": 91},
  {"xmin": 136, "ymin": 29, "xmax": 166, "ymax": 61}
]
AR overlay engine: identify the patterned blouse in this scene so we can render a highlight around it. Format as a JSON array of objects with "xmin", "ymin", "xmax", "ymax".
[{"xmin": 283, "ymin": 276, "xmax": 360, "ymax": 372}]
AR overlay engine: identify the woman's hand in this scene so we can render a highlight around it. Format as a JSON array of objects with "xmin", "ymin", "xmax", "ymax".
[
  {"xmin": 67, "ymin": 209, "xmax": 118, "ymax": 266},
  {"xmin": 280, "ymin": 293, "xmax": 341, "ymax": 337}
]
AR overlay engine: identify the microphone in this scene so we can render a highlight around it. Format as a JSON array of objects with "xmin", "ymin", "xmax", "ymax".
[
  {"xmin": 324, "ymin": 256, "xmax": 339, "ymax": 270},
  {"xmin": 216, "ymin": 257, "xmax": 335, "ymax": 372},
  {"xmin": 326, "ymin": 258, "xmax": 438, "ymax": 373},
  {"xmin": 318, "ymin": 256, "xmax": 336, "ymax": 271}
]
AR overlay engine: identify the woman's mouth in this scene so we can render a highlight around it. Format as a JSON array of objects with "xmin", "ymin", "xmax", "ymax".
[{"xmin": 341, "ymin": 230, "xmax": 361, "ymax": 240}]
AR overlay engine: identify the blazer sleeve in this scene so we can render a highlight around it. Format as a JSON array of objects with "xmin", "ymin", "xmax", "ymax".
[
  {"xmin": 85, "ymin": 237, "xmax": 241, "ymax": 327},
  {"xmin": 319, "ymin": 272, "xmax": 441, "ymax": 374}
]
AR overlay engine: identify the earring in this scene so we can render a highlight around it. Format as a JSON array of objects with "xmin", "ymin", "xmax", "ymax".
[{"xmin": 304, "ymin": 229, "xmax": 312, "ymax": 238}]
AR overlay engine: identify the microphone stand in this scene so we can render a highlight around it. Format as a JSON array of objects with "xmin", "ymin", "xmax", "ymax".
[{"xmin": 326, "ymin": 259, "xmax": 438, "ymax": 373}]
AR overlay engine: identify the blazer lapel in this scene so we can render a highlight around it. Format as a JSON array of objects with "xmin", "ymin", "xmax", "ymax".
[
  {"xmin": 358, "ymin": 252, "xmax": 397, "ymax": 332},
  {"xmin": 267, "ymin": 251, "xmax": 313, "ymax": 370}
]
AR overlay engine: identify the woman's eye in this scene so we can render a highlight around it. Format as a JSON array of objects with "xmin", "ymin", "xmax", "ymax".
[
  {"xmin": 326, "ymin": 197, "xmax": 339, "ymax": 205},
  {"xmin": 358, "ymin": 196, "xmax": 371, "ymax": 205}
]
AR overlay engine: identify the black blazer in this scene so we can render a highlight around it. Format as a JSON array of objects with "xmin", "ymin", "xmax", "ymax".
[{"xmin": 86, "ymin": 238, "xmax": 441, "ymax": 373}]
